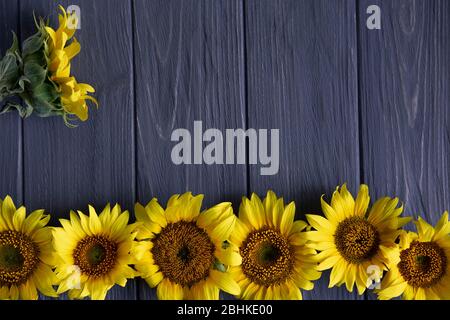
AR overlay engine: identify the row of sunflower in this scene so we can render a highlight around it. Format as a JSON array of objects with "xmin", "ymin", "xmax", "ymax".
[{"xmin": 0, "ymin": 184, "xmax": 449, "ymax": 300}]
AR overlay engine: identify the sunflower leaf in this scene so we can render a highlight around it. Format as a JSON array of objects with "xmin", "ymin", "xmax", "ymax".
[{"xmin": 0, "ymin": 101, "xmax": 32, "ymax": 118}]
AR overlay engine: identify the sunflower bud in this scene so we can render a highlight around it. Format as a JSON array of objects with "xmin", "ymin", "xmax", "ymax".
[{"xmin": 0, "ymin": 6, "xmax": 97, "ymax": 127}]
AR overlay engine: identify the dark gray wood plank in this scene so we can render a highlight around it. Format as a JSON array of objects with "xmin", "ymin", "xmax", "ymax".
[
  {"xmin": 245, "ymin": 0, "xmax": 361, "ymax": 300},
  {"xmin": 20, "ymin": 0, "xmax": 136, "ymax": 299},
  {"xmin": 134, "ymin": 0, "xmax": 247, "ymax": 299},
  {"xmin": 359, "ymin": 0, "xmax": 450, "ymax": 299},
  {"xmin": 0, "ymin": 0, "xmax": 22, "ymax": 203},
  {"xmin": 359, "ymin": 0, "xmax": 450, "ymax": 225}
]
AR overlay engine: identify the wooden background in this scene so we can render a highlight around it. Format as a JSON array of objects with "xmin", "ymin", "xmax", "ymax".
[{"xmin": 0, "ymin": 0, "xmax": 449, "ymax": 300}]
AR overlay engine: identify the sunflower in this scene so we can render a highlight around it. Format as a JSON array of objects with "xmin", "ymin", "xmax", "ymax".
[
  {"xmin": 304, "ymin": 184, "xmax": 411, "ymax": 294},
  {"xmin": 133, "ymin": 193, "xmax": 241, "ymax": 300},
  {"xmin": 0, "ymin": 196, "xmax": 58, "ymax": 300},
  {"xmin": 44, "ymin": 5, "xmax": 98, "ymax": 122},
  {"xmin": 377, "ymin": 212, "xmax": 450, "ymax": 300},
  {"xmin": 228, "ymin": 191, "xmax": 320, "ymax": 300},
  {"xmin": 53, "ymin": 204, "xmax": 137, "ymax": 300}
]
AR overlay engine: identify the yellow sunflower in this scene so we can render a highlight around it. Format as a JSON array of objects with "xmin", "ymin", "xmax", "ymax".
[
  {"xmin": 53, "ymin": 204, "xmax": 137, "ymax": 300},
  {"xmin": 0, "ymin": 196, "xmax": 58, "ymax": 300},
  {"xmin": 305, "ymin": 184, "xmax": 411, "ymax": 294},
  {"xmin": 45, "ymin": 5, "xmax": 97, "ymax": 122},
  {"xmin": 133, "ymin": 192, "xmax": 241, "ymax": 300},
  {"xmin": 377, "ymin": 212, "xmax": 450, "ymax": 300},
  {"xmin": 229, "ymin": 191, "xmax": 321, "ymax": 300}
]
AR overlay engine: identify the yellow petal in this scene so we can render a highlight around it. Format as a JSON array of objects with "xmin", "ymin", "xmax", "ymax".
[
  {"xmin": 229, "ymin": 219, "xmax": 250, "ymax": 246},
  {"xmin": 208, "ymin": 213, "xmax": 235, "ymax": 242},
  {"xmin": 147, "ymin": 199, "xmax": 167, "ymax": 227},
  {"xmin": 250, "ymin": 193, "xmax": 267, "ymax": 226},
  {"xmin": 289, "ymin": 220, "xmax": 308, "ymax": 235},
  {"xmin": 292, "ymin": 272, "xmax": 314, "ymax": 291},
  {"xmin": 320, "ymin": 195, "xmax": 341, "ymax": 224},
  {"xmin": 157, "ymin": 278, "xmax": 183, "ymax": 300},
  {"xmin": 89, "ymin": 281, "xmax": 108, "ymax": 300},
  {"xmin": 239, "ymin": 197, "xmax": 262, "ymax": 230},
  {"xmin": 19, "ymin": 281, "xmax": 38, "ymax": 300},
  {"xmin": 339, "ymin": 184, "xmax": 356, "ymax": 216},
  {"xmin": 377, "ymin": 281, "xmax": 407, "ymax": 300},
  {"xmin": 210, "ymin": 270, "xmax": 240, "ymax": 296},
  {"xmin": 345, "ymin": 263, "xmax": 356, "ymax": 292},
  {"xmin": 78, "ymin": 211, "xmax": 92, "ymax": 235},
  {"xmin": 331, "ymin": 187, "xmax": 350, "ymax": 219},
  {"xmin": 1, "ymin": 196, "xmax": 16, "ymax": 229},
  {"xmin": 183, "ymin": 194, "xmax": 203, "ymax": 221},
  {"xmin": 317, "ymin": 252, "xmax": 341, "ymax": 271},
  {"xmin": 263, "ymin": 190, "xmax": 278, "ymax": 225},
  {"xmin": 329, "ymin": 258, "xmax": 346, "ymax": 288},
  {"xmin": 145, "ymin": 272, "xmax": 163, "ymax": 288},
  {"xmin": 280, "ymin": 202, "xmax": 295, "ymax": 236},
  {"xmin": 64, "ymin": 38, "xmax": 80, "ymax": 60},
  {"xmin": 88, "ymin": 205, "xmax": 102, "ymax": 234},
  {"xmin": 215, "ymin": 248, "xmax": 242, "ymax": 266},
  {"xmin": 12, "ymin": 206, "xmax": 26, "ymax": 231},
  {"xmin": 23, "ymin": 210, "xmax": 47, "ymax": 234},
  {"xmin": 354, "ymin": 184, "xmax": 370, "ymax": 216},
  {"xmin": 415, "ymin": 217, "xmax": 435, "ymax": 241},
  {"xmin": 306, "ymin": 214, "xmax": 335, "ymax": 234}
]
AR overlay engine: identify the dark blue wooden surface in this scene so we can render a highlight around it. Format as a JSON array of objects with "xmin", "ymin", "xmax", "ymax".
[{"xmin": 0, "ymin": 0, "xmax": 449, "ymax": 300}]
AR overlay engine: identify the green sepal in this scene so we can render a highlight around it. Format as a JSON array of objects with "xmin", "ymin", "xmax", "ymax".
[
  {"xmin": 0, "ymin": 33, "xmax": 21, "ymax": 90},
  {"xmin": 24, "ymin": 62, "xmax": 46, "ymax": 89},
  {"xmin": 22, "ymin": 31, "xmax": 45, "ymax": 59},
  {"xmin": 0, "ymin": 101, "xmax": 33, "ymax": 118},
  {"xmin": 213, "ymin": 259, "xmax": 227, "ymax": 273}
]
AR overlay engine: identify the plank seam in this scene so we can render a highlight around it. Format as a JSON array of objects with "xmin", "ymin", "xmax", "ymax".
[
  {"xmin": 130, "ymin": 0, "xmax": 140, "ymax": 301},
  {"xmin": 18, "ymin": 0, "xmax": 24, "ymax": 207},
  {"xmin": 242, "ymin": 0, "xmax": 251, "ymax": 195},
  {"xmin": 355, "ymin": 0, "xmax": 368, "ymax": 302}
]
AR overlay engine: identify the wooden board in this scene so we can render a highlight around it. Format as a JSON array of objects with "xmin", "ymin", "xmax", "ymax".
[
  {"xmin": 245, "ymin": 0, "xmax": 361, "ymax": 300},
  {"xmin": 20, "ymin": 0, "xmax": 136, "ymax": 299},
  {"xmin": 134, "ymin": 0, "xmax": 247, "ymax": 299},
  {"xmin": 358, "ymin": 0, "xmax": 450, "ymax": 299},
  {"xmin": 0, "ymin": 0, "xmax": 448, "ymax": 300},
  {"xmin": 0, "ymin": 0, "xmax": 22, "ymax": 203}
]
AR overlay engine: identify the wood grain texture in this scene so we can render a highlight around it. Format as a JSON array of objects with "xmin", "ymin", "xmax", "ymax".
[
  {"xmin": 134, "ymin": 0, "xmax": 247, "ymax": 299},
  {"xmin": 0, "ymin": 0, "xmax": 446, "ymax": 301},
  {"xmin": 20, "ymin": 0, "xmax": 136, "ymax": 299},
  {"xmin": 0, "ymin": 0, "xmax": 22, "ymax": 203},
  {"xmin": 359, "ymin": 0, "xmax": 450, "ymax": 224},
  {"xmin": 358, "ymin": 0, "xmax": 450, "ymax": 299},
  {"xmin": 245, "ymin": 0, "xmax": 361, "ymax": 300}
]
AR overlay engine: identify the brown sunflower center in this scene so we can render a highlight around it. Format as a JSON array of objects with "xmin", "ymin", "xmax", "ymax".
[
  {"xmin": 240, "ymin": 228, "xmax": 294, "ymax": 286},
  {"xmin": 73, "ymin": 236, "xmax": 118, "ymax": 278},
  {"xmin": 0, "ymin": 230, "xmax": 40, "ymax": 286},
  {"xmin": 334, "ymin": 217, "xmax": 380, "ymax": 263},
  {"xmin": 398, "ymin": 241, "xmax": 447, "ymax": 288},
  {"xmin": 152, "ymin": 222, "xmax": 215, "ymax": 287}
]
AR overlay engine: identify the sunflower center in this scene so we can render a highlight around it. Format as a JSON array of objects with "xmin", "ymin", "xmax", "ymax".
[
  {"xmin": 152, "ymin": 222, "xmax": 215, "ymax": 287},
  {"xmin": 0, "ymin": 230, "xmax": 40, "ymax": 286},
  {"xmin": 398, "ymin": 241, "xmax": 447, "ymax": 288},
  {"xmin": 240, "ymin": 228, "xmax": 294, "ymax": 286},
  {"xmin": 73, "ymin": 236, "xmax": 118, "ymax": 278},
  {"xmin": 334, "ymin": 217, "xmax": 380, "ymax": 263}
]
